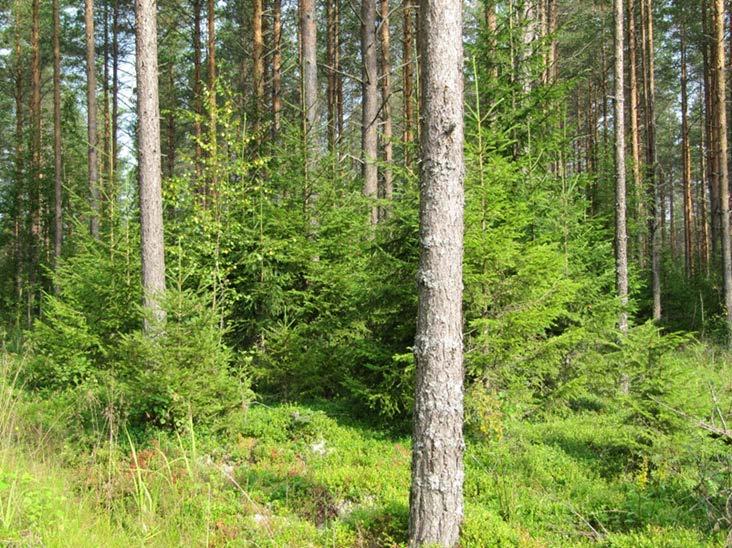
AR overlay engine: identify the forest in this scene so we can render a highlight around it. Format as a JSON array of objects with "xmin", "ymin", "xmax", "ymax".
[{"xmin": 0, "ymin": 0, "xmax": 730, "ymax": 545}]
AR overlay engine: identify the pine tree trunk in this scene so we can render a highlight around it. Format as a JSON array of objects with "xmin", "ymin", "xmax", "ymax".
[
  {"xmin": 86, "ymin": 0, "xmax": 100, "ymax": 239},
  {"xmin": 362, "ymin": 0, "xmax": 379, "ymax": 225},
  {"xmin": 300, "ymin": 0, "xmax": 318, "ymax": 203},
  {"xmin": 103, "ymin": 0, "xmax": 111, "ymax": 212},
  {"xmin": 14, "ymin": 1, "xmax": 25, "ymax": 320},
  {"xmin": 112, "ymin": 0, "xmax": 119, "ymax": 185},
  {"xmin": 136, "ymin": 0, "xmax": 166, "ymax": 329},
  {"xmin": 403, "ymin": 0, "xmax": 416, "ymax": 170},
  {"xmin": 627, "ymin": 0, "xmax": 645, "ymax": 266},
  {"xmin": 193, "ymin": 0, "xmax": 203, "ymax": 180},
  {"xmin": 641, "ymin": 0, "xmax": 661, "ymax": 320},
  {"xmin": 326, "ymin": 0, "xmax": 340, "ymax": 154},
  {"xmin": 166, "ymin": 61, "xmax": 176, "ymax": 179},
  {"xmin": 272, "ymin": 0, "xmax": 282, "ymax": 138},
  {"xmin": 713, "ymin": 0, "xmax": 732, "ymax": 342},
  {"xmin": 53, "ymin": 0, "xmax": 63, "ymax": 271},
  {"xmin": 702, "ymin": 0, "xmax": 719, "ymax": 258},
  {"xmin": 207, "ymin": 0, "xmax": 217, "ymax": 198},
  {"xmin": 680, "ymin": 20, "xmax": 694, "ymax": 276},
  {"xmin": 253, "ymin": 0, "xmax": 265, "ymax": 131},
  {"xmin": 614, "ymin": 0, "xmax": 629, "ymax": 334},
  {"xmin": 408, "ymin": 0, "xmax": 464, "ymax": 543},
  {"xmin": 29, "ymin": 0, "xmax": 41, "ymax": 315},
  {"xmin": 379, "ymin": 0, "xmax": 393, "ymax": 219}
]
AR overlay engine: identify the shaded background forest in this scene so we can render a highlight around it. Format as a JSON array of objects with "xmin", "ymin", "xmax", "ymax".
[{"xmin": 0, "ymin": 0, "xmax": 728, "ymax": 421}]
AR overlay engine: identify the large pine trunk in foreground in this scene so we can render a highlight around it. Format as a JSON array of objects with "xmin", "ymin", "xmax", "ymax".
[
  {"xmin": 713, "ymin": 0, "xmax": 732, "ymax": 342},
  {"xmin": 408, "ymin": 0, "xmax": 465, "ymax": 543},
  {"xmin": 136, "ymin": 0, "xmax": 166, "ymax": 329},
  {"xmin": 614, "ymin": 0, "xmax": 628, "ymax": 334},
  {"xmin": 361, "ymin": 0, "xmax": 379, "ymax": 225}
]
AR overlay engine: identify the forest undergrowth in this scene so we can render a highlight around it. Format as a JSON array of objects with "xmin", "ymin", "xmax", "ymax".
[{"xmin": 0, "ymin": 347, "xmax": 728, "ymax": 547}]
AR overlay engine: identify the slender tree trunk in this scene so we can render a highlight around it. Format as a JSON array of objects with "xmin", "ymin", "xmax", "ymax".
[
  {"xmin": 362, "ymin": 0, "xmax": 379, "ymax": 225},
  {"xmin": 53, "ymin": 0, "xmax": 63, "ymax": 271},
  {"xmin": 327, "ymin": 0, "xmax": 340, "ymax": 153},
  {"xmin": 136, "ymin": 0, "xmax": 166, "ymax": 329},
  {"xmin": 14, "ymin": 1, "xmax": 25, "ymax": 319},
  {"xmin": 253, "ymin": 0, "xmax": 265, "ymax": 131},
  {"xmin": 713, "ymin": 0, "xmax": 732, "ymax": 341},
  {"xmin": 700, "ymin": 125, "xmax": 711, "ymax": 274},
  {"xmin": 485, "ymin": 0, "xmax": 497, "ymax": 80},
  {"xmin": 379, "ymin": 0, "xmax": 393, "ymax": 218},
  {"xmin": 86, "ymin": 0, "xmax": 100, "ymax": 239},
  {"xmin": 641, "ymin": 0, "xmax": 661, "ymax": 320},
  {"xmin": 702, "ymin": 0, "xmax": 719, "ymax": 257},
  {"xmin": 207, "ymin": 0, "xmax": 217, "ymax": 198},
  {"xmin": 403, "ymin": 0, "xmax": 416, "ymax": 169},
  {"xmin": 29, "ymin": 0, "xmax": 41, "ymax": 315},
  {"xmin": 547, "ymin": 0, "xmax": 558, "ymax": 83},
  {"xmin": 680, "ymin": 20, "xmax": 694, "ymax": 276},
  {"xmin": 300, "ymin": 0, "xmax": 318, "ymax": 199},
  {"xmin": 614, "ymin": 0, "xmax": 629, "ymax": 334},
  {"xmin": 408, "ymin": 0, "xmax": 464, "ymax": 543},
  {"xmin": 627, "ymin": 0, "xmax": 645, "ymax": 266},
  {"xmin": 103, "ymin": 0, "xmax": 111, "ymax": 212},
  {"xmin": 166, "ymin": 61, "xmax": 176, "ymax": 179},
  {"xmin": 193, "ymin": 0, "xmax": 203, "ymax": 180},
  {"xmin": 272, "ymin": 0, "xmax": 283, "ymax": 138},
  {"xmin": 112, "ymin": 0, "xmax": 119, "ymax": 185}
]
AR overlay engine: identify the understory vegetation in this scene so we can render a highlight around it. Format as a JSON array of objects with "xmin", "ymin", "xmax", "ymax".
[{"xmin": 0, "ymin": 346, "xmax": 729, "ymax": 546}]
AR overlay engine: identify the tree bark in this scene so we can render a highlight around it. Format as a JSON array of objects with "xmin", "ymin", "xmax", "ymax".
[
  {"xmin": 641, "ymin": 0, "xmax": 661, "ymax": 321},
  {"xmin": 713, "ymin": 0, "xmax": 732, "ymax": 342},
  {"xmin": 680, "ymin": 20, "xmax": 694, "ymax": 276},
  {"xmin": 614, "ymin": 0, "xmax": 628, "ymax": 333},
  {"xmin": 207, "ymin": 0, "xmax": 217, "ymax": 198},
  {"xmin": 253, "ymin": 0, "xmax": 265, "ymax": 131},
  {"xmin": 327, "ymin": 0, "xmax": 340, "ymax": 153},
  {"xmin": 29, "ymin": 0, "xmax": 41, "ymax": 314},
  {"xmin": 53, "ymin": 0, "xmax": 63, "ymax": 272},
  {"xmin": 272, "ymin": 0, "xmax": 283, "ymax": 138},
  {"xmin": 379, "ymin": 0, "xmax": 393, "ymax": 219},
  {"xmin": 627, "ymin": 0, "xmax": 644, "ymax": 266},
  {"xmin": 408, "ymin": 0, "xmax": 464, "ymax": 543},
  {"xmin": 362, "ymin": 0, "xmax": 379, "ymax": 225},
  {"xmin": 136, "ymin": 0, "xmax": 167, "ymax": 329},
  {"xmin": 193, "ymin": 0, "xmax": 203, "ymax": 180},
  {"xmin": 14, "ymin": 1, "xmax": 25, "ymax": 320},
  {"xmin": 113, "ymin": 0, "xmax": 119, "ymax": 186},
  {"xmin": 403, "ymin": 0, "xmax": 416, "ymax": 169},
  {"xmin": 300, "ymin": 0, "xmax": 318, "ymax": 178},
  {"xmin": 86, "ymin": 0, "xmax": 100, "ymax": 239}
]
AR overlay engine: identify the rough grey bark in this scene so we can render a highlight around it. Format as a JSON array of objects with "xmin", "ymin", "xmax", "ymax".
[
  {"xmin": 408, "ymin": 0, "xmax": 465, "ymax": 543},
  {"xmin": 379, "ymin": 0, "xmax": 393, "ymax": 219},
  {"xmin": 403, "ymin": 0, "xmax": 416, "ymax": 169},
  {"xmin": 713, "ymin": 0, "xmax": 732, "ymax": 343},
  {"xmin": 614, "ymin": 0, "xmax": 628, "ymax": 334},
  {"xmin": 361, "ymin": 0, "xmax": 379, "ymax": 225},
  {"xmin": 86, "ymin": 0, "xmax": 100, "ymax": 239},
  {"xmin": 53, "ymin": 0, "xmax": 63, "ymax": 271},
  {"xmin": 300, "ymin": 0, "xmax": 318, "ymax": 177},
  {"xmin": 136, "ymin": 0, "xmax": 166, "ymax": 328}
]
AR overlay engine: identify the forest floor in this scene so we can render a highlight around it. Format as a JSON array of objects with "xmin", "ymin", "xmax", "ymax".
[{"xmin": 0, "ymin": 348, "xmax": 729, "ymax": 547}]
